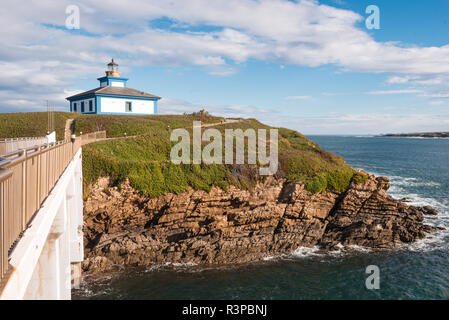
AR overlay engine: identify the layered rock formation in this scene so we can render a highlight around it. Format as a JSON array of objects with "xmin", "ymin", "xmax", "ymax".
[{"xmin": 82, "ymin": 173, "xmax": 441, "ymax": 273}]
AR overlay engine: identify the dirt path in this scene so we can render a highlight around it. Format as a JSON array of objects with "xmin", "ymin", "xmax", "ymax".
[
  {"xmin": 80, "ymin": 118, "xmax": 244, "ymax": 145},
  {"xmin": 64, "ymin": 119, "xmax": 75, "ymax": 140},
  {"xmin": 200, "ymin": 118, "xmax": 242, "ymax": 128}
]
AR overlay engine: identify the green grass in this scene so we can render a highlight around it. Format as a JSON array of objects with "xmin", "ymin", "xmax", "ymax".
[
  {"xmin": 82, "ymin": 117, "xmax": 368, "ymax": 197},
  {"xmin": 0, "ymin": 112, "xmax": 79, "ymax": 140},
  {"xmin": 0, "ymin": 112, "xmax": 368, "ymax": 196},
  {"xmin": 72, "ymin": 113, "xmax": 223, "ymax": 138},
  {"xmin": 0, "ymin": 112, "xmax": 223, "ymax": 141}
]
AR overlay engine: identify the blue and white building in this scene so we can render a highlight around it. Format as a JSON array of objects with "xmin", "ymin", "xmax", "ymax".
[{"xmin": 66, "ymin": 59, "xmax": 161, "ymax": 115}]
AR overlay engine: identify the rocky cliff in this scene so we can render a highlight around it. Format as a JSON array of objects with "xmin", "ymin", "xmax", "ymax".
[{"xmin": 82, "ymin": 173, "xmax": 441, "ymax": 273}]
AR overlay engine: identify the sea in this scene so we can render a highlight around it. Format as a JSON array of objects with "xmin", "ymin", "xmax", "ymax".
[{"xmin": 73, "ymin": 135, "xmax": 449, "ymax": 300}]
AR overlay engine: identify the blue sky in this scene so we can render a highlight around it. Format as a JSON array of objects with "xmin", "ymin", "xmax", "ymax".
[{"xmin": 1, "ymin": 0, "xmax": 449, "ymax": 134}]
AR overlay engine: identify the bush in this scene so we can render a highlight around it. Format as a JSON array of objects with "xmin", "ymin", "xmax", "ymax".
[
  {"xmin": 129, "ymin": 162, "xmax": 166, "ymax": 198},
  {"xmin": 163, "ymin": 163, "xmax": 189, "ymax": 194},
  {"xmin": 352, "ymin": 171, "xmax": 369, "ymax": 184}
]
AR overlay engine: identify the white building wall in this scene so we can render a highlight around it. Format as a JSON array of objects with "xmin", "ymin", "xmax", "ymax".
[
  {"xmin": 100, "ymin": 97, "xmax": 155, "ymax": 114},
  {"xmin": 72, "ymin": 98, "xmax": 95, "ymax": 113},
  {"xmin": 110, "ymin": 81, "xmax": 124, "ymax": 87},
  {"xmin": 46, "ymin": 131, "xmax": 56, "ymax": 143}
]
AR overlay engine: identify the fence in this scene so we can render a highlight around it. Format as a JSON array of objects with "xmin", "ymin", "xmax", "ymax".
[
  {"xmin": 0, "ymin": 137, "xmax": 48, "ymax": 155},
  {"xmin": 80, "ymin": 131, "xmax": 106, "ymax": 145},
  {"xmin": 0, "ymin": 138, "xmax": 81, "ymax": 281}
]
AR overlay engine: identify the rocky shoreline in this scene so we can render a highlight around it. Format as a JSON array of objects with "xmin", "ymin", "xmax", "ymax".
[{"xmin": 82, "ymin": 173, "xmax": 442, "ymax": 273}]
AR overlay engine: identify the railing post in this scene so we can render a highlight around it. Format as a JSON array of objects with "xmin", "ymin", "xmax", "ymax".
[
  {"xmin": 21, "ymin": 149, "xmax": 26, "ymax": 230},
  {"xmin": 0, "ymin": 166, "xmax": 13, "ymax": 281},
  {"xmin": 37, "ymin": 146, "xmax": 41, "ymax": 210}
]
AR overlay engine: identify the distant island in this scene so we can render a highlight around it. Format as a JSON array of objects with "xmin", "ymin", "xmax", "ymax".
[{"xmin": 382, "ymin": 132, "xmax": 449, "ymax": 138}]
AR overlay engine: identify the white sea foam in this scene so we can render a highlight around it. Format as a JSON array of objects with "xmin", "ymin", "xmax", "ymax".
[
  {"xmin": 368, "ymin": 172, "xmax": 446, "ymax": 210},
  {"xmin": 289, "ymin": 243, "xmax": 374, "ymax": 260},
  {"xmin": 263, "ymin": 255, "xmax": 282, "ymax": 261},
  {"xmin": 399, "ymin": 230, "xmax": 449, "ymax": 253},
  {"xmin": 171, "ymin": 262, "xmax": 198, "ymax": 267},
  {"xmin": 290, "ymin": 246, "xmax": 322, "ymax": 258},
  {"xmin": 144, "ymin": 261, "xmax": 198, "ymax": 272},
  {"xmin": 389, "ymin": 177, "xmax": 441, "ymax": 188},
  {"xmin": 347, "ymin": 244, "xmax": 372, "ymax": 253},
  {"xmin": 368, "ymin": 171, "xmax": 449, "ymax": 253}
]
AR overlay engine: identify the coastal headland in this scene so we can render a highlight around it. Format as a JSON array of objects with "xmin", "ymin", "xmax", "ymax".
[{"xmin": 0, "ymin": 112, "xmax": 442, "ymax": 274}]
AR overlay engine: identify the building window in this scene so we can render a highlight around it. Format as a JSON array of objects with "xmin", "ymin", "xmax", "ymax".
[
  {"xmin": 126, "ymin": 101, "xmax": 132, "ymax": 112},
  {"xmin": 73, "ymin": 102, "xmax": 77, "ymax": 112},
  {"xmin": 89, "ymin": 100, "xmax": 93, "ymax": 112},
  {"xmin": 81, "ymin": 101, "xmax": 85, "ymax": 113}
]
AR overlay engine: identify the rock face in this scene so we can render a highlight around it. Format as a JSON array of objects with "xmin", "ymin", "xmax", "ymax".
[{"xmin": 82, "ymin": 174, "xmax": 441, "ymax": 273}]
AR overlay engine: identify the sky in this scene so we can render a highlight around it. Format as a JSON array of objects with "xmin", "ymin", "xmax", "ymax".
[{"xmin": 1, "ymin": 0, "xmax": 449, "ymax": 134}]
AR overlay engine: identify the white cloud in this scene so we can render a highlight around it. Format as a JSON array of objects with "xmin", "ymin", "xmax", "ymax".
[
  {"xmin": 0, "ymin": 0, "xmax": 449, "ymax": 131},
  {"xmin": 262, "ymin": 112, "xmax": 449, "ymax": 135},
  {"xmin": 419, "ymin": 93, "xmax": 449, "ymax": 99},
  {"xmin": 365, "ymin": 89, "xmax": 422, "ymax": 95},
  {"xmin": 158, "ymin": 97, "xmax": 271, "ymax": 119},
  {"xmin": 386, "ymin": 76, "xmax": 415, "ymax": 84},
  {"xmin": 284, "ymin": 95, "xmax": 312, "ymax": 100},
  {"xmin": 429, "ymin": 100, "xmax": 445, "ymax": 106}
]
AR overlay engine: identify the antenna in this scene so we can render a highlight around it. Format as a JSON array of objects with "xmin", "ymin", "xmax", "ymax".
[{"xmin": 47, "ymin": 100, "xmax": 54, "ymax": 134}]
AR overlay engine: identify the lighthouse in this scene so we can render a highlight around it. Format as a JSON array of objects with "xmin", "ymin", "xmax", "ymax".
[{"xmin": 66, "ymin": 59, "xmax": 161, "ymax": 115}]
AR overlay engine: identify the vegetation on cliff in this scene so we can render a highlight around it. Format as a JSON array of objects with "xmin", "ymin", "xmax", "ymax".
[
  {"xmin": 82, "ymin": 116, "xmax": 367, "ymax": 197},
  {"xmin": 0, "ymin": 111, "xmax": 367, "ymax": 196},
  {"xmin": 0, "ymin": 112, "xmax": 222, "ymax": 140},
  {"xmin": 0, "ymin": 112, "xmax": 77, "ymax": 140},
  {"xmin": 72, "ymin": 113, "xmax": 223, "ymax": 138}
]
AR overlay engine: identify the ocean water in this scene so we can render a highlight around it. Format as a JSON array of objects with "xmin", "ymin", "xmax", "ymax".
[{"xmin": 73, "ymin": 136, "xmax": 449, "ymax": 300}]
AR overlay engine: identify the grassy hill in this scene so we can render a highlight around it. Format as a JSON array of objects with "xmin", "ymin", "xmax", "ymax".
[
  {"xmin": 0, "ymin": 112, "xmax": 78, "ymax": 140},
  {"xmin": 0, "ymin": 112, "xmax": 367, "ymax": 196},
  {"xmin": 72, "ymin": 113, "xmax": 223, "ymax": 138},
  {"xmin": 0, "ymin": 111, "xmax": 223, "ymax": 140},
  {"xmin": 82, "ymin": 117, "xmax": 367, "ymax": 197}
]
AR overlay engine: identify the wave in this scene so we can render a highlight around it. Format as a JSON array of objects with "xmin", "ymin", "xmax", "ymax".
[
  {"xmin": 290, "ymin": 246, "xmax": 322, "ymax": 258},
  {"xmin": 144, "ymin": 261, "xmax": 198, "ymax": 272},
  {"xmin": 393, "ymin": 225, "xmax": 449, "ymax": 256},
  {"xmin": 367, "ymin": 171, "xmax": 449, "ymax": 253},
  {"xmin": 289, "ymin": 244, "xmax": 373, "ymax": 260},
  {"xmin": 388, "ymin": 176, "xmax": 441, "ymax": 188}
]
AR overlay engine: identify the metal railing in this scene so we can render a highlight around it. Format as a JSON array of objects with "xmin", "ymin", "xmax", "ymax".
[
  {"xmin": 0, "ymin": 137, "xmax": 48, "ymax": 155},
  {"xmin": 0, "ymin": 138, "xmax": 81, "ymax": 281}
]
